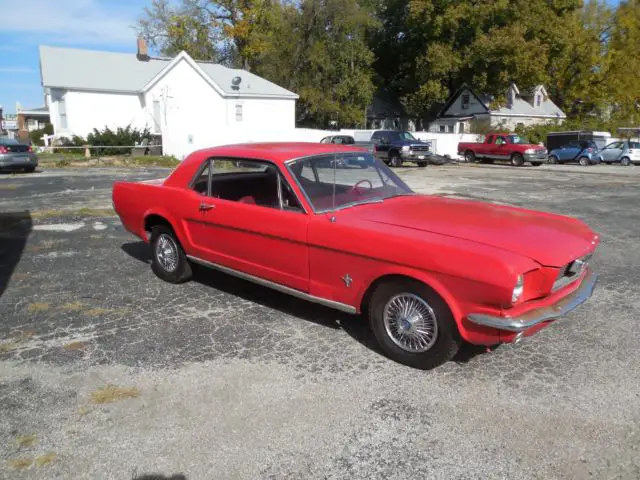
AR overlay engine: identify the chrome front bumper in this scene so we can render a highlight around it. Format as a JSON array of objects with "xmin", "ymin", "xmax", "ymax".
[
  {"xmin": 467, "ymin": 269, "xmax": 597, "ymax": 332},
  {"xmin": 523, "ymin": 152, "xmax": 548, "ymax": 162}
]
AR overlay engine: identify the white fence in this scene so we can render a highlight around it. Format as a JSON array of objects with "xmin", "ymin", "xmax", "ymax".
[{"xmin": 172, "ymin": 127, "xmax": 482, "ymax": 160}]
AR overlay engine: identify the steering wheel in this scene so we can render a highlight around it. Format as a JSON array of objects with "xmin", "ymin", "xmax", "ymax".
[{"xmin": 350, "ymin": 179, "xmax": 373, "ymax": 196}]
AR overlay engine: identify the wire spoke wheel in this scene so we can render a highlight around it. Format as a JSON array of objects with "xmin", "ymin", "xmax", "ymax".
[
  {"xmin": 155, "ymin": 233, "xmax": 179, "ymax": 273},
  {"xmin": 383, "ymin": 293, "xmax": 439, "ymax": 353}
]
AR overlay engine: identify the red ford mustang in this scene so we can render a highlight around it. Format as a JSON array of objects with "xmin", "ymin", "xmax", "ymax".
[{"xmin": 112, "ymin": 142, "xmax": 599, "ymax": 369}]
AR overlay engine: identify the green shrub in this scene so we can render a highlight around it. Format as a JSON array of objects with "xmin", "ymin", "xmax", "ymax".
[
  {"xmin": 29, "ymin": 124, "xmax": 54, "ymax": 146},
  {"xmin": 87, "ymin": 125, "xmax": 152, "ymax": 155}
]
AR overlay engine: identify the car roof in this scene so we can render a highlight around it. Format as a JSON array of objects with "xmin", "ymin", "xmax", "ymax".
[
  {"xmin": 164, "ymin": 142, "xmax": 370, "ymax": 188},
  {"xmin": 185, "ymin": 142, "xmax": 367, "ymax": 167}
]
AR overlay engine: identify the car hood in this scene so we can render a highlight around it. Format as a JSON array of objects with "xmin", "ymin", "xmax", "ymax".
[{"xmin": 347, "ymin": 195, "xmax": 597, "ymax": 267}]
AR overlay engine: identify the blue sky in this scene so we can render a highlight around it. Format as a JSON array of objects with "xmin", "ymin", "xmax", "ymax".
[
  {"xmin": 0, "ymin": 0, "xmax": 151, "ymax": 113},
  {"xmin": 0, "ymin": 0, "xmax": 623, "ymax": 115}
]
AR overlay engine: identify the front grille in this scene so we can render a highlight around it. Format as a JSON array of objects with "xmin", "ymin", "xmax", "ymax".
[
  {"xmin": 552, "ymin": 253, "xmax": 592, "ymax": 292},
  {"xmin": 411, "ymin": 145, "xmax": 431, "ymax": 152}
]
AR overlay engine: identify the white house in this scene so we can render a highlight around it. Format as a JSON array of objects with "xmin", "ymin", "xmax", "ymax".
[
  {"xmin": 38, "ymin": 40, "xmax": 299, "ymax": 158},
  {"xmin": 429, "ymin": 83, "xmax": 566, "ymax": 134}
]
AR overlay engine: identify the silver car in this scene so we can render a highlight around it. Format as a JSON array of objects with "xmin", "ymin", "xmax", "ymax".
[
  {"xmin": 0, "ymin": 137, "xmax": 38, "ymax": 173},
  {"xmin": 596, "ymin": 140, "xmax": 640, "ymax": 166}
]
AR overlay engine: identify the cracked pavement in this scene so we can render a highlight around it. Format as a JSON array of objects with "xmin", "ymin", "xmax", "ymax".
[{"xmin": 1, "ymin": 164, "xmax": 639, "ymax": 479}]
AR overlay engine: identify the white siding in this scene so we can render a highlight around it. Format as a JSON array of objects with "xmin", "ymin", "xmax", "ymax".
[
  {"xmin": 442, "ymin": 88, "xmax": 488, "ymax": 117},
  {"xmin": 52, "ymin": 90, "xmax": 150, "ymax": 138},
  {"xmin": 145, "ymin": 57, "xmax": 227, "ymax": 158},
  {"xmin": 224, "ymin": 97, "xmax": 295, "ymax": 130}
]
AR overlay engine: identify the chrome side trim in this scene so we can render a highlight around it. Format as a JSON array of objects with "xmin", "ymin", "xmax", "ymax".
[
  {"xmin": 467, "ymin": 268, "xmax": 597, "ymax": 333},
  {"xmin": 186, "ymin": 255, "xmax": 358, "ymax": 314}
]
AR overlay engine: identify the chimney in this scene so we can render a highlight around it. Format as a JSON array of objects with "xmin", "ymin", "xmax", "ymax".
[{"xmin": 137, "ymin": 37, "xmax": 149, "ymax": 61}]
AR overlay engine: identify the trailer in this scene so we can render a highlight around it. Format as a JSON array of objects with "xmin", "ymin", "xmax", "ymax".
[{"xmin": 546, "ymin": 131, "xmax": 612, "ymax": 151}]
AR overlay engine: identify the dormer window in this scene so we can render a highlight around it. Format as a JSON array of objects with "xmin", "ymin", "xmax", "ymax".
[
  {"xmin": 536, "ymin": 94, "xmax": 541, "ymax": 107},
  {"xmin": 461, "ymin": 93, "xmax": 470, "ymax": 110}
]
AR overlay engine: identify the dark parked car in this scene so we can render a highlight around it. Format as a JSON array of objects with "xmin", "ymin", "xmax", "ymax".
[{"xmin": 0, "ymin": 137, "xmax": 38, "ymax": 173}]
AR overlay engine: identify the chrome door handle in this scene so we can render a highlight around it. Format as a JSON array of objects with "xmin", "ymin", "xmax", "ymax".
[{"xmin": 199, "ymin": 203, "xmax": 215, "ymax": 211}]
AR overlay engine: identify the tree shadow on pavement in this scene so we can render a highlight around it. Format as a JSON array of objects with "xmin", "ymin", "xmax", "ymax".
[
  {"xmin": 120, "ymin": 241, "xmax": 496, "ymax": 366},
  {"xmin": 133, "ymin": 474, "xmax": 187, "ymax": 480},
  {"xmin": 0, "ymin": 211, "xmax": 32, "ymax": 299},
  {"xmin": 121, "ymin": 241, "xmax": 382, "ymax": 355}
]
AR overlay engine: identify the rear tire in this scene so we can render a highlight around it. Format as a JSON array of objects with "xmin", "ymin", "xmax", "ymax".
[
  {"xmin": 24, "ymin": 167, "xmax": 36, "ymax": 173},
  {"xmin": 511, "ymin": 153, "xmax": 525, "ymax": 167},
  {"xmin": 621, "ymin": 157, "xmax": 632, "ymax": 166},
  {"xmin": 150, "ymin": 225, "xmax": 192, "ymax": 284},
  {"xmin": 368, "ymin": 279, "xmax": 461, "ymax": 370},
  {"xmin": 578, "ymin": 156, "xmax": 590, "ymax": 166},
  {"xmin": 531, "ymin": 162, "xmax": 542, "ymax": 167},
  {"xmin": 464, "ymin": 150, "xmax": 476, "ymax": 163}
]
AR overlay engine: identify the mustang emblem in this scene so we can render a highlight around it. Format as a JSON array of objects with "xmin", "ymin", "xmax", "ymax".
[{"xmin": 341, "ymin": 274, "xmax": 353, "ymax": 288}]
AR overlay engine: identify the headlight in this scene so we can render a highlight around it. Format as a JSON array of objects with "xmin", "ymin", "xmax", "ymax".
[
  {"xmin": 524, "ymin": 148, "xmax": 535, "ymax": 154},
  {"xmin": 512, "ymin": 275, "xmax": 524, "ymax": 304},
  {"xmin": 401, "ymin": 145, "xmax": 410, "ymax": 152}
]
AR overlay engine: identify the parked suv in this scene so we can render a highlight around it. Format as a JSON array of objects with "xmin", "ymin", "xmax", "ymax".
[
  {"xmin": 595, "ymin": 140, "xmax": 640, "ymax": 166},
  {"xmin": 548, "ymin": 140, "xmax": 600, "ymax": 166},
  {"xmin": 365, "ymin": 130, "xmax": 432, "ymax": 167}
]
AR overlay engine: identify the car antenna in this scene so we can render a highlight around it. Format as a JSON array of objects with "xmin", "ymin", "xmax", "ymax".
[{"xmin": 330, "ymin": 152, "xmax": 337, "ymax": 223}]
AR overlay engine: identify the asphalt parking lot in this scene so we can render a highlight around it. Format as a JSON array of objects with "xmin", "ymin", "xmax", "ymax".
[{"xmin": 1, "ymin": 163, "xmax": 639, "ymax": 479}]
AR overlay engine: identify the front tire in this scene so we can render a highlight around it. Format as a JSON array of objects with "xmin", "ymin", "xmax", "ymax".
[
  {"xmin": 368, "ymin": 279, "xmax": 461, "ymax": 370},
  {"xmin": 389, "ymin": 152, "xmax": 403, "ymax": 168},
  {"xmin": 150, "ymin": 225, "xmax": 192, "ymax": 284},
  {"xmin": 511, "ymin": 153, "xmax": 525, "ymax": 167},
  {"xmin": 548, "ymin": 155, "xmax": 559, "ymax": 164}
]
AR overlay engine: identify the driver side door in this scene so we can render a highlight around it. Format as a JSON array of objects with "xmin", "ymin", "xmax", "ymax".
[{"xmin": 182, "ymin": 157, "xmax": 310, "ymax": 291}]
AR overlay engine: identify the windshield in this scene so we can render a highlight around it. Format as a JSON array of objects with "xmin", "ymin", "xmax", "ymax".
[
  {"xmin": 287, "ymin": 152, "xmax": 414, "ymax": 213},
  {"xmin": 508, "ymin": 135, "xmax": 530, "ymax": 145},
  {"xmin": 390, "ymin": 132, "xmax": 417, "ymax": 141}
]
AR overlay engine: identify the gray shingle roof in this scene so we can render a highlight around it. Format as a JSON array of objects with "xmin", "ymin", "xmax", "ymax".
[
  {"xmin": 38, "ymin": 45, "xmax": 298, "ymax": 99},
  {"xmin": 491, "ymin": 97, "xmax": 566, "ymax": 118}
]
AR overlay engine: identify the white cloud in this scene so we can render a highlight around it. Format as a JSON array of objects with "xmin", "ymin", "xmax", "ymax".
[
  {"xmin": 1, "ymin": 0, "xmax": 142, "ymax": 46},
  {"xmin": 0, "ymin": 67, "xmax": 34, "ymax": 73}
]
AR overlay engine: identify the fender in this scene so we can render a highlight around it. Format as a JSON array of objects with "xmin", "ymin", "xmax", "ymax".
[{"xmin": 142, "ymin": 207, "xmax": 187, "ymax": 247}]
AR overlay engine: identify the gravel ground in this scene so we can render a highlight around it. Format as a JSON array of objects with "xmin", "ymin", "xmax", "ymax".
[{"xmin": 1, "ymin": 163, "xmax": 639, "ymax": 479}]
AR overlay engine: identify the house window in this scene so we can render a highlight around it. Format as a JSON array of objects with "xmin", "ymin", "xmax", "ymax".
[
  {"xmin": 439, "ymin": 125, "xmax": 446, "ymax": 132},
  {"xmin": 461, "ymin": 93, "xmax": 470, "ymax": 110},
  {"xmin": 153, "ymin": 100, "xmax": 161, "ymax": 133},
  {"xmin": 459, "ymin": 122, "xmax": 465, "ymax": 134},
  {"xmin": 58, "ymin": 96, "xmax": 67, "ymax": 130},
  {"xmin": 447, "ymin": 124, "xmax": 455, "ymax": 133},
  {"xmin": 536, "ymin": 95, "xmax": 541, "ymax": 107},
  {"xmin": 235, "ymin": 104, "xmax": 243, "ymax": 122}
]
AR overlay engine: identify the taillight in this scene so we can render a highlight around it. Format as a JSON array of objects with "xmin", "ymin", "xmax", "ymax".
[
  {"xmin": 28, "ymin": 146, "xmax": 33, "ymax": 152},
  {"xmin": 0, "ymin": 146, "xmax": 8, "ymax": 154},
  {"xmin": 586, "ymin": 148, "xmax": 593, "ymax": 153}
]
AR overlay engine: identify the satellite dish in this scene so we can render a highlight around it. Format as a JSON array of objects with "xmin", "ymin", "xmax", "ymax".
[{"xmin": 231, "ymin": 76, "xmax": 242, "ymax": 90}]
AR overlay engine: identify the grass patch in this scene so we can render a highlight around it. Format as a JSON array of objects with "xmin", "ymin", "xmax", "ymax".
[
  {"xmin": 7, "ymin": 458, "xmax": 33, "ymax": 470},
  {"xmin": 86, "ymin": 307, "xmax": 111, "ymax": 317},
  {"xmin": 90, "ymin": 385, "xmax": 141, "ymax": 404},
  {"xmin": 0, "ymin": 342, "xmax": 20, "ymax": 353},
  {"xmin": 38, "ymin": 153, "xmax": 179, "ymax": 168},
  {"xmin": 78, "ymin": 406, "xmax": 91, "ymax": 416},
  {"xmin": 16, "ymin": 434, "xmax": 38, "ymax": 447},
  {"xmin": 61, "ymin": 301, "xmax": 84, "ymax": 312},
  {"xmin": 32, "ymin": 207, "xmax": 116, "ymax": 219},
  {"xmin": 0, "ymin": 184, "xmax": 19, "ymax": 190},
  {"xmin": 35, "ymin": 453, "xmax": 57, "ymax": 467},
  {"xmin": 27, "ymin": 303, "xmax": 50, "ymax": 313},
  {"xmin": 64, "ymin": 341, "xmax": 87, "ymax": 351}
]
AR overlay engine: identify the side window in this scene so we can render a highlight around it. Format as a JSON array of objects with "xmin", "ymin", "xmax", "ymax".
[
  {"xmin": 371, "ymin": 132, "xmax": 381, "ymax": 142},
  {"xmin": 191, "ymin": 160, "xmax": 211, "ymax": 195},
  {"xmin": 320, "ymin": 137, "xmax": 329, "ymax": 144},
  {"xmin": 207, "ymin": 158, "xmax": 304, "ymax": 212}
]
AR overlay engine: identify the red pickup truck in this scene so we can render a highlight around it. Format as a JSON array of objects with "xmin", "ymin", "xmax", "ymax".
[{"xmin": 458, "ymin": 133, "xmax": 548, "ymax": 166}]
